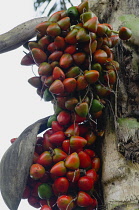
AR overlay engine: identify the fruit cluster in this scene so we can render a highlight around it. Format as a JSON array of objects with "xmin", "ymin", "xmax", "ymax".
[
  {"xmin": 18, "ymin": 0, "xmax": 132, "ymax": 209},
  {"xmin": 20, "ymin": 120, "xmax": 100, "ymax": 210}
]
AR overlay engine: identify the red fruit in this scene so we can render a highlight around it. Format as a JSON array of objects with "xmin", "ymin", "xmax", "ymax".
[
  {"xmin": 92, "ymin": 157, "xmax": 101, "ymax": 171},
  {"xmin": 62, "ymin": 139, "xmax": 71, "ymax": 154},
  {"xmin": 38, "ymin": 35, "xmax": 51, "ymax": 50},
  {"xmin": 93, "ymin": 49, "xmax": 108, "ymax": 64},
  {"xmin": 31, "ymin": 48, "xmax": 47, "ymax": 65},
  {"xmin": 35, "ymin": 21, "xmax": 52, "ymax": 35},
  {"xmin": 83, "ymin": 16, "xmax": 98, "ymax": 32},
  {"xmin": 59, "ymin": 53, "xmax": 73, "ymax": 69},
  {"xmin": 51, "ymin": 121, "xmax": 64, "ymax": 132},
  {"xmin": 49, "ymin": 131, "xmax": 65, "ymax": 145},
  {"xmin": 56, "ymin": 96, "xmax": 67, "ymax": 109},
  {"xmin": 76, "ymin": 75, "xmax": 88, "ymax": 91},
  {"xmin": 77, "ymin": 191, "xmax": 93, "ymax": 207},
  {"xmin": 43, "ymin": 131, "xmax": 55, "ymax": 151},
  {"xmin": 70, "ymin": 136, "xmax": 87, "ymax": 150},
  {"xmin": 39, "ymin": 200, "xmax": 47, "ymax": 207},
  {"xmin": 37, "ymin": 151, "xmax": 52, "ymax": 167},
  {"xmin": 50, "ymin": 161, "xmax": 67, "ymax": 178},
  {"xmin": 40, "ymin": 205, "xmax": 52, "ymax": 210},
  {"xmin": 65, "ymin": 152, "xmax": 80, "ymax": 170},
  {"xmin": 84, "ymin": 149, "xmax": 96, "ymax": 159},
  {"xmin": 119, "ymin": 27, "xmax": 132, "ymax": 40},
  {"xmin": 76, "ymin": 28, "xmax": 90, "ymax": 42},
  {"xmin": 65, "ymin": 28, "xmax": 78, "ymax": 44},
  {"xmin": 46, "ymin": 23, "xmax": 61, "ymax": 37},
  {"xmin": 72, "ymin": 52, "xmax": 86, "ymax": 66},
  {"xmin": 49, "ymin": 79, "xmax": 64, "ymax": 95},
  {"xmin": 63, "ymin": 78, "xmax": 77, "ymax": 93},
  {"xmin": 78, "ymin": 176, "xmax": 95, "ymax": 191},
  {"xmin": 39, "ymin": 171, "xmax": 50, "ymax": 183},
  {"xmin": 33, "ymin": 152, "xmax": 39, "ymax": 163},
  {"xmin": 31, "ymin": 182, "xmax": 42, "ymax": 197},
  {"xmin": 38, "ymin": 62, "xmax": 53, "ymax": 76},
  {"xmin": 78, "ymin": 151, "xmax": 92, "ymax": 169},
  {"xmin": 52, "ymin": 66, "xmax": 65, "ymax": 81},
  {"xmin": 21, "ymin": 53, "xmax": 35, "ymax": 66},
  {"xmin": 57, "ymin": 195, "xmax": 75, "ymax": 210},
  {"xmin": 77, "ymin": 0, "xmax": 89, "ymax": 14},
  {"xmin": 22, "ymin": 185, "xmax": 31, "ymax": 199},
  {"xmin": 86, "ymin": 198, "xmax": 98, "ymax": 209},
  {"xmin": 83, "ymin": 40, "xmax": 97, "ymax": 54},
  {"xmin": 48, "ymin": 10, "xmax": 62, "ymax": 22},
  {"xmin": 30, "ymin": 164, "xmax": 45, "ymax": 180},
  {"xmin": 110, "ymin": 35, "xmax": 119, "ymax": 47},
  {"xmin": 96, "ymin": 24, "xmax": 108, "ymax": 36},
  {"xmin": 10, "ymin": 138, "xmax": 17, "ymax": 144},
  {"xmin": 57, "ymin": 17, "xmax": 71, "ymax": 30},
  {"xmin": 85, "ymin": 131, "xmax": 97, "ymax": 146},
  {"xmin": 84, "ymin": 70, "xmax": 99, "ymax": 84},
  {"xmin": 54, "ymin": 36, "xmax": 66, "ymax": 50},
  {"xmin": 78, "ymin": 124, "xmax": 89, "ymax": 136},
  {"xmin": 35, "ymin": 143, "xmax": 43, "ymax": 155},
  {"xmin": 64, "ymin": 45, "xmax": 77, "ymax": 55},
  {"xmin": 65, "ymin": 97, "xmax": 79, "ymax": 110},
  {"xmin": 66, "ymin": 169, "xmax": 80, "ymax": 182},
  {"xmin": 86, "ymin": 169, "xmax": 98, "ymax": 182},
  {"xmin": 53, "ymin": 148, "xmax": 67, "ymax": 163},
  {"xmin": 53, "ymin": 177, "xmax": 69, "ymax": 195},
  {"xmin": 65, "ymin": 123, "xmax": 80, "ymax": 137},
  {"xmin": 48, "ymin": 51, "xmax": 63, "ymax": 63},
  {"xmin": 71, "ymin": 113, "xmax": 86, "ymax": 123},
  {"xmin": 47, "ymin": 42, "xmax": 57, "ymax": 52},
  {"xmin": 57, "ymin": 111, "xmax": 71, "ymax": 125},
  {"xmin": 28, "ymin": 196, "xmax": 41, "ymax": 208}
]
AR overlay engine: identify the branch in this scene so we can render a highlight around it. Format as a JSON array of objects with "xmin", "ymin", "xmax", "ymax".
[{"xmin": 0, "ymin": 17, "xmax": 48, "ymax": 54}]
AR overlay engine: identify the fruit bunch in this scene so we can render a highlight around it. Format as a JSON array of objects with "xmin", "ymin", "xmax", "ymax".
[
  {"xmin": 20, "ymin": 120, "xmax": 100, "ymax": 210},
  {"xmin": 18, "ymin": 0, "xmax": 132, "ymax": 209}
]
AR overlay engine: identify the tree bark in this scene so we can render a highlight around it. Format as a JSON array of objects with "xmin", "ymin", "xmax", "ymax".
[{"xmin": 89, "ymin": 0, "xmax": 139, "ymax": 209}]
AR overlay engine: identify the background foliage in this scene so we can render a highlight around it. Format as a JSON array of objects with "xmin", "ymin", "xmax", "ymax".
[{"xmin": 34, "ymin": 0, "xmax": 79, "ymax": 16}]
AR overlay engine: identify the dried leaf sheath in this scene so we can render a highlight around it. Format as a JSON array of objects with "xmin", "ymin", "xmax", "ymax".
[{"xmin": 0, "ymin": 116, "xmax": 49, "ymax": 210}]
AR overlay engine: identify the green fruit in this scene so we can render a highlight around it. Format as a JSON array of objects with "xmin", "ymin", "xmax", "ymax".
[
  {"xmin": 38, "ymin": 183, "xmax": 53, "ymax": 199},
  {"xmin": 67, "ymin": 6, "xmax": 79, "ymax": 19},
  {"xmin": 90, "ymin": 99, "xmax": 104, "ymax": 113},
  {"xmin": 43, "ymin": 88, "xmax": 54, "ymax": 101},
  {"xmin": 47, "ymin": 115, "xmax": 57, "ymax": 127}
]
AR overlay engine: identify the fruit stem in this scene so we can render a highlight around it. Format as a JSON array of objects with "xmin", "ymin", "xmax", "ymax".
[{"xmin": 111, "ymin": 30, "xmax": 119, "ymax": 34}]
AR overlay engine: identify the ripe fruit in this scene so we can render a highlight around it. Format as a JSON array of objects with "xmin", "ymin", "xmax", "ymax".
[
  {"xmin": 50, "ymin": 161, "xmax": 67, "ymax": 177},
  {"xmin": 30, "ymin": 164, "xmax": 45, "ymax": 180},
  {"xmin": 84, "ymin": 70, "xmax": 99, "ymax": 84},
  {"xmin": 57, "ymin": 111, "xmax": 71, "ymax": 125},
  {"xmin": 53, "ymin": 177, "xmax": 69, "ymax": 194},
  {"xmin": 53, "ymin": 148, "xmax": 67, "ymax": 163},
  {"xmin": 77, "ymin": 191, "xmax": 93, "ymax": 207},
  {"xmin": 31, "ymin": 48, "xmax": 47, "ymax": 64},
  {"xmin": 78, "ymin": 176, "xmax": 94, "ymax": 191},
  {"xmin": 37, "ymin": 151, "xmax": 52, "ymax": 167},
  {"xmin": 119, "ymin": 27, "xmax": 132, "ymax": 40},
  {"xmin": 65, "ymin": 152, "xmax": 80, "ymax": 170},
  {"xmin": 57, "ymin": 195, "xmax": 75, "ymax": 210},
  {"xmin": 20, "ymin": 2, "xmax": 132, "ymax": 209},
  {"xmin": 40, "ymin": 205, "xmax": 52, "ymax": 210},
  {"xmin": 49, "ymin": 131, "xmax": 65, "ymax": 145},
  {"xmin": 93, "ymin": 49, "xmax": 108, "ymax": 64}
]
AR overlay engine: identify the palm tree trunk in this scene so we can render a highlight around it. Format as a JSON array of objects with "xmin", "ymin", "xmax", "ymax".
[{"xmin": 89, "ymin": 0, "xmax": 139, "ymax": 209}]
